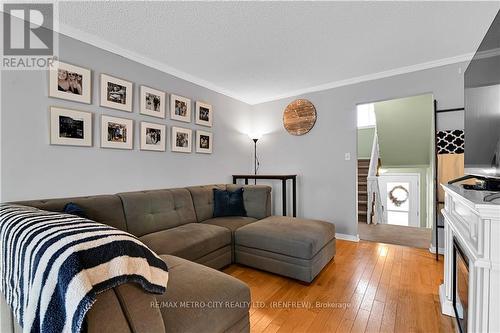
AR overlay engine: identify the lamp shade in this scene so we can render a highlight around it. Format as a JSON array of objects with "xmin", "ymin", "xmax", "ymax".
[{"xmin": 248, "ymin": 132, "xmax": 263, "ymax": 140}]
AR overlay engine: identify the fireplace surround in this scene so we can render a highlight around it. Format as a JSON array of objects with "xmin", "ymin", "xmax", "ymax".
[
  {"xmin": 453, "ymin": 238, "xmax": 469, "ymax": 333},
  {"xmin": 440, "ymin": 184, "xmax": 500, "ymax": 333}
]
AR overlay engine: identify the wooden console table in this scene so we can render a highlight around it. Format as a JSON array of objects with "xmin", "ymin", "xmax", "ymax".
[{"xmin": 232, "ymin": 175, "xmax": 297, "ymax": 217}]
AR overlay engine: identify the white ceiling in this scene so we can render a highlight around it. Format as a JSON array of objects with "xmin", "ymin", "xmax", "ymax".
[{"xmin": 58, "ymin": 1, "xmax": 500, "ymax": 105}]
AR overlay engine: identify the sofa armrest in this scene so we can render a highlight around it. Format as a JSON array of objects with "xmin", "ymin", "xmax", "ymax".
[
  {"xmin": 86, "ymin": 285, "xmax": 166, "ymax": 333},
  {"xmin": 226, "ymin": 185, "xmax": 272, "ymax": 219}
]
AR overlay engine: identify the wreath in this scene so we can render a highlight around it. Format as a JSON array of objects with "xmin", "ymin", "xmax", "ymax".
[{"xmin": 388, "ymin": 185, "xmax": 409, "ymax": 207}]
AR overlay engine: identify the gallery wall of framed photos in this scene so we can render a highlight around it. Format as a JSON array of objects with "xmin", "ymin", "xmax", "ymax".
[
  {"xmin": 2, "ymin": 31, "xmax": 254, "ymax": 201},
  {"xmin": 48, "ymin": 60, "xmax": 214, "ymax": 154}
]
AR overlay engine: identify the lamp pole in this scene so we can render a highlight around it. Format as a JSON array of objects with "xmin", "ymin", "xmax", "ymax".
[{"xmin": 253, "ymin": 138, "xmax": 258, "ymax": 185}]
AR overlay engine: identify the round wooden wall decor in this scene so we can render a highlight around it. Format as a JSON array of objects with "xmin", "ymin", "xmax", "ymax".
[{"xmin": 283, "ymin": 99, "xmax": 317, "ymax": 136}]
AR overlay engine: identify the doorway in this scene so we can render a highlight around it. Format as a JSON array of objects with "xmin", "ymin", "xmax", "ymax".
[
  {"xmin": 356, "ymin": 94, "xmax": 434, "ymax": 249},
  {"xmin": 378, "ymin": 173, "xmax": 419, "ymax": 227}
]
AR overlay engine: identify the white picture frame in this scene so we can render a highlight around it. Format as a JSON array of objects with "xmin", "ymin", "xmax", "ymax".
[
  {"xmin": 140, "ymin": 122, "xmax": 166, "ymax": 152},
  {"xmin": 140, "ymin": 86, "xmax": 166, "ymax": 118},
  {"xmin": 101, "ymin": 115, "xmax": 133, "ymax": 149},
  {"xmin": 195, "ymin": 101, "xmax": 213, "ymax": 127},
  {"xmin": 171, "ymin": 126, "xmax": 192, "ymax": 153},
  {"xmin": 49, "ymin": 61, "xmax": 91, "ymax": 104},
  {"xmin": 196, "ymin": 130, "xmax": 213, "ymax": 154},
  {"xmin": 170, "ymin": 94, "xmax": 191, "ymax": 122},
  {"xmin": 50, "ymin": 107, "xmax": 92, "ymax": 147},
  {"xmin": 100, "ymin": 74, "xmax": 133, "ymax": 112}
]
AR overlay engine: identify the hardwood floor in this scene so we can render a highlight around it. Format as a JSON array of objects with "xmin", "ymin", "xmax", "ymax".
[
  {"xmin": 357, "ymin": 222, "xmax": 431, "ymax": 249},
  {"xmin": 224, "ymin": 240, "xmax": 454, "ymax": 333}
]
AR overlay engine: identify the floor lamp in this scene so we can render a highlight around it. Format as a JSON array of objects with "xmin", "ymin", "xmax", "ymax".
[{"xmin": 249, "ymin": 134, "xmax": 262, "ymax": 185}]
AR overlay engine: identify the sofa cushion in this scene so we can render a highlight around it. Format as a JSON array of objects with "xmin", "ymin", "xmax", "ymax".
[
  {"xmin": 203, "ymin": 216, "xmax": 257, "ymax": 234},
  {"xmin": 186, "ymin": 184, "xmax": 226, "ymax": 222},
  {"xmin": 13, "ymin": 195, "xmax": 128, "ymax": 231},
  {"xmin": 226, "ymin": 185, "xmax": 272, "ymax": 219},
  {"xmin": 188, "ymin": 185, "xmax": 272, "ymax": 222},
  {"xmin": 63, "ymin": 202, "xmax": 87, "ymax": 218},
  {"xmin": 139, "ymin": 223, "xmax": 231, "ymax": 261},
  {"xmin": 235, "ymin": 216, "xmax": 336, "ymax": 260},
  {"xmin": 158, "ymin": 255, "xmax": 250, "ymax": 333},
  {"xmin": 213, "ymin": 188, "xmax": 247, "ymax": 217},
  {"xmin": 118, "ymin": 188, "xmax": 197, "ymax": 237}
]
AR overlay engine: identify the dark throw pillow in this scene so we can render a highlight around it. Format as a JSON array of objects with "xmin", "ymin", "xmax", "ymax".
[
  {"xmin": 63, "ymin": 202, "xmax": 87, "ymax": 218},
  {"xmin": 213, "ymin": 188, "xmax": 247, "ymax": 217}
]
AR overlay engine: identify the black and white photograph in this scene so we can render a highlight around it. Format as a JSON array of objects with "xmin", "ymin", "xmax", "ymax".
[
  {"xmin": 58, "ymin": 70, "xmax": 82, "ymax": 95},
  {"xmin": 195, "ymin": 102, "xmax": 213, "ymax": 127},
  {"xmin": 175, "ymin": 100, "xmax": 187, "ymax": 116},
  {"xmin": 171, "ymin": 126, "xmax": 192, "ymax": 153},
  {"xmin": 107, "ymin": 122, "xmax": 127, "ymax": 142},
  {"xmin": 170, "ymin": 94, "xmax": 191, "ymax": 122},
  {"xmin": 147, "ymin": 93, "xmax": 161, "ymax": 111},
  {"xmin": 177, "ymin": 133, "xmax": 188, "ymax": 147},
  {"xmin": 140, "ymin": 86, "xmax": 166, "ymax": 118},
  {"xmin": 49, "ymin": 61, "xmax": 91, "ymax": 104},
  {"xmin": 196, "ymin": 130, "xmax": 213, "ymax": 154},
  {"xmin": 140, "ymin": 122, "xmax": 166, "ymax": 151},
  {"xmin": 59, "ymin": 115, "xmax": 84, "ymax": 139},
  {"xmin": 50, "ymin": 107, "xmax": 92, "ymax": 146},
  {"xmin": 146, "ymin": 128, "xmax": 161, "ymax": 144},
  {"xmin": 100, "ymin": 74, "xmax": 133, "ymax": 112},
  {"xmin": 101, "ymin": 115, "xmax": 133, "ymax": 149},
  {"xmin": 107, "ymin": 82, "xmax": 127, "ymax": 104}
]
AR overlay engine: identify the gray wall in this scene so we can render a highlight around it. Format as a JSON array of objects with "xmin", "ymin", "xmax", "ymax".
[
  {"xmin": 251, "ymin": 62, "xmax": 466, "ymax": 238},
  {"xmin": 1, "ymin": 32, "xmax": 253, "ymax": 201},
  {"xmin": 1, "ymin": 23, "xmax": 466, "ymax": 246}
]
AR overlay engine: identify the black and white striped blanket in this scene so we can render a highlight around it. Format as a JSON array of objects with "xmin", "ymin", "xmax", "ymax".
[{"xmin": 0, "ymin": 204, "xmax": 169, "ymax": 333}]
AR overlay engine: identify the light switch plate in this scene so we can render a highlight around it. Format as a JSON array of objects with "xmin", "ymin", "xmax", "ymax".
[{"xmin": 345, "ymin": 153, "xmax": 351, "ymax": 161}]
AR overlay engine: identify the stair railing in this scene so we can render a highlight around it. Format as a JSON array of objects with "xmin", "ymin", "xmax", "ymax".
[{"xmin": 366, "ymin": 131, "xmax": 385, "ymax": 224}]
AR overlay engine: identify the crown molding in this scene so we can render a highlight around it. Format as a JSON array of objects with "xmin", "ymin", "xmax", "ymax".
[
  {"xmin": 57, "ymin": 23, "xmax": 252, "ymax": 105},
  {"xmin": 56, "ymin": 23, "xmax": 474, "ymax": 106},
  {"xmin": 250, "ymin": 52, "xmax": 474, "ymax": 105}
]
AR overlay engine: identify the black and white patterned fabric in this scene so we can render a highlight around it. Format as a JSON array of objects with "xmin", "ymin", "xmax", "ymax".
[
  {"xmin": 0, "ymin": 204, "xmax": 169, "ymax": 333},
  {"xmin": 437, "ymin": 129, "xmax": 464, "ymax": 154}
]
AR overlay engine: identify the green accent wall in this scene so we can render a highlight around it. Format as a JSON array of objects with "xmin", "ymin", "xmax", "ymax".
[
  {"xmin": 357, "ymin": 127, "xmax": 375, "ymax": 159},
  {"xmin": 374, "ymin": 94, "xmax": 434, "ymax": 167}
]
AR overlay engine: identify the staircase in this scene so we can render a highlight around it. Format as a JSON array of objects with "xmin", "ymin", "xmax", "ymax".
[{"xmin": 358, "ymin": 159, "xmax": 369, "ymax": 223}]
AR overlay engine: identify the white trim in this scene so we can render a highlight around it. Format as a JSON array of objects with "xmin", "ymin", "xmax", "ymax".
[
  {"xmin": 56, "ymin": 23, "xmax": 474, "ymax": 106},
  {"xmin": 58, "ymin": 23, "xmax": 246, "ymax": 104},
  {"xmin": 439, "ymin": 284, "xmax": 455, "ymax": 317},
  {"xmin": 250, "ymin": 53, "xmax": 473, "ymax": 105},
  {"xmin": 429, "ymin": 245, "xmax": 445, "ymax": 255},
  {"xmin": 357, "ymin": 125, "xmax": 376, "ymax": 130},
  {"xmin": 335, "ymin": 233, "xmax": 360, "ymax": 242}
]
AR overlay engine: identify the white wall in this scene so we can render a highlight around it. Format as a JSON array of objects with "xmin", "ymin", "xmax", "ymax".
[
  {"xmin": 251, "ymin": 62, "xmax": 466, "ymax": 237},
  {"xmin": 1, "ymin": 33, "xmax": 254, "ymax": 201}
]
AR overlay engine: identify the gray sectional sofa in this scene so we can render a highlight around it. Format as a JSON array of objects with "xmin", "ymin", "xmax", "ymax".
[{"xmin": 1, "ymin": 184, "xmax": 336, "ymax": 333}]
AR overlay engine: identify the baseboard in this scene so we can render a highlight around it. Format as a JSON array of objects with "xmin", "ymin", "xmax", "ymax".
[
  {"xmin": 335, "ymin": 233, "xmax": 360, "ymax": 242},
  {"xmin": 429, "ymin": 245, "xmax": 445, "ymax": 255}
]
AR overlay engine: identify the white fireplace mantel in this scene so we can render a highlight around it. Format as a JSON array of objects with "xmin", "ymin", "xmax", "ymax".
[{"xmin": 440, "ymin": 184, "xmax": 500, "ymax": 333}]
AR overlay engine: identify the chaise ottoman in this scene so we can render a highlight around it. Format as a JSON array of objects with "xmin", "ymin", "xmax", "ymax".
[{"xmin": 234, "ymin": 216, "xmax": 336, "ymax": 283}]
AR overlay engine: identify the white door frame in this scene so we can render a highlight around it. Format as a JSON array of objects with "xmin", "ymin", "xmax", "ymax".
[{"xmin": 378, "ymin": 173, "xmax": 420, "ymax": 227}]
